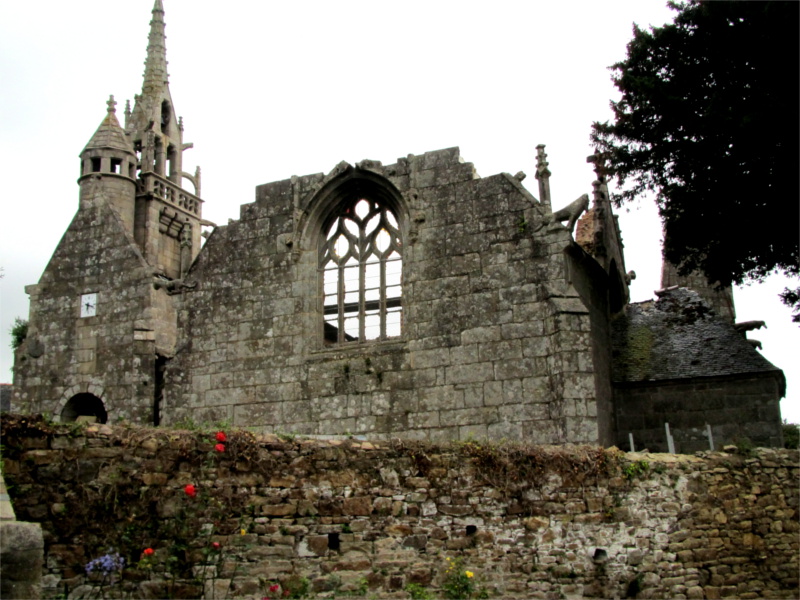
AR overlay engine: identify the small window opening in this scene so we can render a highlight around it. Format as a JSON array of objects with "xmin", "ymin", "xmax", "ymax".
[
  {"xmin": 166, "ymin": 146, "xmax": 176, "ymax": 181},
  {"xmin": 110, "ymin": 158, "xmax": 122, "ymax": 174},
  {"xmin": 161, "ymin": 100, "xmax": 171, "ymax": 133},
  {"xmin": 91, "ymin": 157, "xmax": 102, "ymax": 173},
  {"xmin": 327, "ymin": 532, "xmax": 340, "ymax": 550},
  {"xmin": 321, "ymin": 198, "xmax": 402, "ymax": 345},
  {"xmin": 466, "ymin": 525, "xmax": 477, "ymax": 536}
]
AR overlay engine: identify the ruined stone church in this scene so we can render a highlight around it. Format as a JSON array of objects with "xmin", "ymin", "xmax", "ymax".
[{"xmin": 11, "ymin": 1, "xmax": 785, "ymax": 452}]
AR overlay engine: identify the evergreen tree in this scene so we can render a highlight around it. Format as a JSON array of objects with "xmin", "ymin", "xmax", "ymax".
[{"xmin": 592, "ymin": 1, "xmax": 799, "ymax": 319}]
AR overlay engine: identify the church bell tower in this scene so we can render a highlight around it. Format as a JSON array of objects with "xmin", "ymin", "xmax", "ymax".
[{"xmin": 124, "ymin": 0, "xmax": 205, "ymax": 280}]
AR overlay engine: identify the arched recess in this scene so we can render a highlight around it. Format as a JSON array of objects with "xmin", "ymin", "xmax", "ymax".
[
  {"xmin": 60, "ymin": 393, "xmax": 108, "ymax": 424},
  {"xmin": 300, "ymin": 167, "xmax": 409, "ymax": 345}
]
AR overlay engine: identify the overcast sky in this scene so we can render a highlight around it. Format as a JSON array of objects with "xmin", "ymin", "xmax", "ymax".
[{"xmin": 1, "ymin": 1, "xmax": 797, "ymax": 424}]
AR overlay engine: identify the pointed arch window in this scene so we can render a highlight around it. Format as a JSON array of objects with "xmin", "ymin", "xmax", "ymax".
[{"xmin": 321, "ymin": 198, "xmax": 402, "ymax": 344}]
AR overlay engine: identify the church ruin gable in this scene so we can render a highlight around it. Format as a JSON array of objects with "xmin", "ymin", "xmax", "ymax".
[{"xmin": 10, "ymin": 1, "xmax": 785, "ymax": 451}]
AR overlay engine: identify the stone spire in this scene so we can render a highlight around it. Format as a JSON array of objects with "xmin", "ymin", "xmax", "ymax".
[
  {"xmin": 141, "ymin": 0, "xmax": 169, "ymax": 100},
  {"xmin": 126, "ymin": 0, "xmax": 185, "ymax": 183}
]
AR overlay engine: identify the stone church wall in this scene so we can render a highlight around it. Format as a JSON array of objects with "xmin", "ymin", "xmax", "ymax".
[
  {"xmin": 1, "ymin": 416, "xmax": 797, "ymax": 599},
  {"xmin": 166, "ymin": 148, "xmax": 606, "ymax": 444},
  {"xmin": 12, "ymin": 203, "xmax": 175, "ymax": 424},
  {"xmin": 614, "ymin": 373, "xmax": 785, "ymax": 453}
]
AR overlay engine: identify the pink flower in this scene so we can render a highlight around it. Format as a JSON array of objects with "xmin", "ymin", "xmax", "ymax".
[
  {"xmin": 215, "ymin": 443, "xmax": 225, "ymax": 452},
  {"xmin": 215, "ymin": 431, "xmax": 227, "ymax": 442},
  {"xmin": 184, "ymin": 484, "xmax": 197, "ymax": 498},
  {"xmin": 212, "ymin": 542, "xmax": 221, "ymax": 550}
]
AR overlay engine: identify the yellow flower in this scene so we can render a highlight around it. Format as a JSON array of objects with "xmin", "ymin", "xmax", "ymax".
[
  {"xmin": 240, "ymin": 529, "xmax": 246, "ymax": 535},
  {"xmin": 465, "ymin": 571, "xmax": 474, "ymax": 578}
]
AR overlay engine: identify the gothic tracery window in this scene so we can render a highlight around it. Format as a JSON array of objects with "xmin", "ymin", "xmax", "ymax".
[{"xmin": 321, "ymin": 198, "xmax": 402, "ymax": 344}]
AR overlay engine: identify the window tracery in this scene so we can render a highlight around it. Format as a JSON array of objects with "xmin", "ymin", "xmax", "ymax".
[{"xmin": 321, "ymin": 198, "xmax": 402, "ymax": 344}]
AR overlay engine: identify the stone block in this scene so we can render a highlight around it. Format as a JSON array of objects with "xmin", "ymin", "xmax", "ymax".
[
  {"xmin": 343, "ymin": 497, "xmax": 372, "ymax": 516},
  {"xmin": 0, "ymin": 521, "xmax": 43, "ymax": 600},
  {"xmin": 446, "ymin": 362, "xmax": 494, "ymax": 385},
  {"xmin": 262, "ymin": 503, "xmax": 297, "ymax": 517}
]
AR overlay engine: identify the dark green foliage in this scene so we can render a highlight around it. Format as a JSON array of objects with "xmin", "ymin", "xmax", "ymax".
[
  {"xmin": 592, "ymin": 1, "xmax": 799, "ymax": 313},
  {"xmin": 783, "ymin": 421, "xmax": 799, "ymax": 449},
  {"xmin": 10, "ymin": 317, "xmax": 28, "ymax": 350},
  {"xmin": 778, "ymin": 287, "xmax": 800, "ymax": 324}
]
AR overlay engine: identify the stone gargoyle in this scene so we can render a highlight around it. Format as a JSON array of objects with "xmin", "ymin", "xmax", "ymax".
[{"xmin": 544, "ymin": 193, "xmax": 590, "ymax": 235}]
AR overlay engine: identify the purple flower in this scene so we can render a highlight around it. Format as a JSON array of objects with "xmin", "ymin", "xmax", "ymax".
[{"xmin": 85, "ymin": 550, "xmax": 125, "ymax": 576}]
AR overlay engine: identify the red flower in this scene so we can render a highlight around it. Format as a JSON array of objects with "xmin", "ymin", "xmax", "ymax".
[
  {"xmin": 143, "ymin": 547, "xmax": 154, "ymax": 556},
  {"xmin": 215, "ymin": 443, "xmax": 225, "ymax": 452},
  {"xmin": 215, "ymin": 431, "xmax": 227, "ymax": 442},
  {"xmin": 269, "ymin": 584, "xmax": 280, "ymax": 593},
  {"xmin": 212, "ymin": 542, "xmax": 221, "ymax": 550},
  {"xmin": 184, "ymin": 484, "xmax": 197, "ymax": 498}
]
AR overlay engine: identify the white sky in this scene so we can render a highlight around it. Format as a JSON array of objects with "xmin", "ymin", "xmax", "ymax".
[{"xmin": 0, "ymin": 1, "xmax": 797, "ymax": 424}]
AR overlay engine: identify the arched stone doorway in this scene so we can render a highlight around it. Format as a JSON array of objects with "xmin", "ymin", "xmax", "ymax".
[{"xmin": 60, "ymin": 393, "xmax": 108, "ymax": 424}]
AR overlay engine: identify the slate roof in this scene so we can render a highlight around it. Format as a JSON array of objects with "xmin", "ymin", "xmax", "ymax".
[{"xmin": 611, "ymin": 287, "xmax": 783, "ymax": 387}]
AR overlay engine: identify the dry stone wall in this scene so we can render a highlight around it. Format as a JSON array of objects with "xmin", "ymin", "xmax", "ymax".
[{"xmin": 2, "ymin": 415, "xmax": 797, "ymax": 599}]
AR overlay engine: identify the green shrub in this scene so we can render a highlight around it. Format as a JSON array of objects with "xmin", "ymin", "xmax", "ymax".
[
  {"xmin": 10, "ymin": 317, "xmax": 27, "ymax": 350},
  {"xmin": 783, "ymin": 421, "xmax": 799, "ymax": 449},
  {"xmin": 406, "ymin": 583, "xmax": 434, "ymax": 600}
]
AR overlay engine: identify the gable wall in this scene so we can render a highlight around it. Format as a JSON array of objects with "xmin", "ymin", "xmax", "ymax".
[
  {"xmin": 166, "ymin": 148, "xmax": 604, "ymax": 443},
  {"xmin": 12, "ymin": 202, "xmax": 174, "ymax": 423}
]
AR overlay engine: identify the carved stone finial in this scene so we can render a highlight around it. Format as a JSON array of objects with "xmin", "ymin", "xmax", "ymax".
[
  {"xmin": 587, "ymin": 152, "xmax": 609, "ymax": 182},
  {"xmin": 535, "ymin": 144, "xmax": 552, "ymax": 208},
  {"xmin": 107, "ymin": 95, "xmax": 117, "ymax": 114},
  {"xmin": 535, "ymin": 144, "xmax": 551, "ymax": 178}
]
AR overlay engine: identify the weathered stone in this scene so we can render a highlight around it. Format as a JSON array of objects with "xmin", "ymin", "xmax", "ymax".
[
  {"xmin": 1, "ymin": 413, "xmax": 798, "ymax": 600},
  {"xmin": 141, "ymin": 472, "xmax": 168, "ymax": 485},
  {"xmin": 0, "ymin": 521, "xmax": 43, "ymax": 600},
  {"xmin": 262, "ymin": 503, "xmax": 297, "ymax": 517},
  {"xmin": 438, "ymin": 505, "xmax": 473, "ymax": 516},
  {"xmin": 343, "ymin": 497, "xmax": 372, "ymax": 516},
  {"xmin": 524, "ymin": 517, "xmax": 549, "ymax": 531},
  {"xmin": 402, "ymin": 535, "xmax": 428, "ymax": 550}
]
